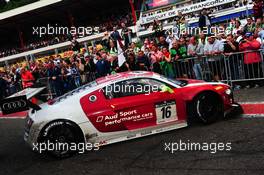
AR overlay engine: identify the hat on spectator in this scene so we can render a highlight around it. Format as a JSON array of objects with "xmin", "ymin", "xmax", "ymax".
[{"xmin": 245, "ymin": 32, "xmax": 253, "ymax": 37}]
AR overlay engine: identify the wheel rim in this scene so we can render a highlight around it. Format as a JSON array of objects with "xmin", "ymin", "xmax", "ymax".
[
  {"xmin": 197, "ymin": 95, "xmax": 220, "ymax": 122},
  {"xmin": 47, "ymin": 125, "xmax": 75, "ymax": 156}
]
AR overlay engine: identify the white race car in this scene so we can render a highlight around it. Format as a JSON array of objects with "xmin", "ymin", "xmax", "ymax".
[{"xmin": 23, "ymin": 71, "xmax": 241, "ymax": 157}]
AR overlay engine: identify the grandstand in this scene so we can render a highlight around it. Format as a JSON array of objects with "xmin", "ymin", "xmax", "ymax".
[
  {"xmin": 0, "ymin": 0, "xmax": 136, "ymax": 66},
  {"xmin": 0, "ymin": 0, "xmax": 255, "ymax": 66},
  {"xmin": 137, "ymin": 0, "xmax": 253, "ymax": 36}
]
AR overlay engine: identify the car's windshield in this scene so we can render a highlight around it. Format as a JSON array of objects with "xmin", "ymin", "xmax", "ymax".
[{"xmin": 160, "ymin": 75, "xmax": 188, "ymax": 87}]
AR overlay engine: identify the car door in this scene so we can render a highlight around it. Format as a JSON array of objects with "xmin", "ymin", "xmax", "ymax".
[
  {"xmin": 102, "ymin": 78, "xmax": 181, "ymax": 131},
  {"xmin": 80, "ymin": 78, "xmax": 185, "ymax": 133}
]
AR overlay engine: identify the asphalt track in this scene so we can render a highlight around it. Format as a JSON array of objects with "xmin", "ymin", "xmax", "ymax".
[
  {"xmin": 0, "ymin": 114, "xmax": 264, "ymax": 175},
  {"xmin": 0, "ymin": 88, "xmax": 263, "ymax": 175}
]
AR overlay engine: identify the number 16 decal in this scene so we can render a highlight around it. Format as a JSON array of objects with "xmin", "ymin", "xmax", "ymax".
[
  {"xmin": 161, "ymin": 106, "xmax": 172, "ymax": 119},
  {"xmin": 155, "ymin": 100, "xmax": 177, "ymax": 124}
]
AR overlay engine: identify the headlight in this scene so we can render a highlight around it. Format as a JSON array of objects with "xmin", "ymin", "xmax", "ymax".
[{"xmin": 225, "ymin": 89, "xmax": 232, "ymax": 95}]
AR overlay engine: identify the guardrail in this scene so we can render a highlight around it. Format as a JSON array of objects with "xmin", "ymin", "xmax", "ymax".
[{"xmin": 172, "ymin": 50, "xmax": 264, "ymax": 88}]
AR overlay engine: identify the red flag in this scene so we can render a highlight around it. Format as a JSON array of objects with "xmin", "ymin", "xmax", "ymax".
[{"xmin": 129, "ymin": 0, "xmax": 137, "ymax": 25}]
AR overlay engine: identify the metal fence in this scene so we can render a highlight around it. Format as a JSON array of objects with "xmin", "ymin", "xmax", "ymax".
[
  {"xmin": 33, "ymin": 50, "xmax": 264, "ymax": 100},
  {"xmin": 173, "ymin": 50, "xmax": 264, "ymax": 88}
]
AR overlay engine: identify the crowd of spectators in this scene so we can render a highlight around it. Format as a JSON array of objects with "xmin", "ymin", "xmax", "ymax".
[
  {"xmin": 1, "ymin": 0, "xmax": 264, "ymax": 100},
  {"xmin": 0, "ymin": 10, "xmax": 134, "ymax": 59}
]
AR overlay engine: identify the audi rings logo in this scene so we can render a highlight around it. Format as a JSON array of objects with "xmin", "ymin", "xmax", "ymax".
[
  {"xmin": 2, "ymin": 100, "xmax": 27, "ymax": 110},
  {"xmin": 0, "ymin": 95, "xmax": 29, "ymax": 115}
]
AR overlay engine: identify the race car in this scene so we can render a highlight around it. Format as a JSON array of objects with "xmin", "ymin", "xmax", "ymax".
[{"xmin": 24, "ymin": 71, "xmax": 241, "ymax": 157}]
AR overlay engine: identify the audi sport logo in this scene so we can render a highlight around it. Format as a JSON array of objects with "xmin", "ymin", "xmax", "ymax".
[
  {"xmin": 0, "ymin": 95, "xmax": 29, "ymax": 115},
  {"xmin": 2, "ymin": 100, "xmax": 27, "ymax": 110}
]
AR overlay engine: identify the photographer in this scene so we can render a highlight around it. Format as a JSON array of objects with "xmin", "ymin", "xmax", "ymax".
[{"xmin": 224, "ymin": 34, "xmax": 241, "ymax": 88}]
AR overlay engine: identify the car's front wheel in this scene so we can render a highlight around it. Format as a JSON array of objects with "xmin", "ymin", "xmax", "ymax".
[
  {"xmin": 191, "ymin": 92, "xmax": 224, "ymax": 124},
  {"xmin": 39, "ymin": 121, "xmax": 84, "ymax": 158}
]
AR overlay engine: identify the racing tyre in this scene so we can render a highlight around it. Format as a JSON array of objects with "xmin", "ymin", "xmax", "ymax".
[
  {"xmin": 191, "ymin": 92, "xmax": 224, "ymax": 124},
  {"xmin": 39, "ymin": 121, "xmax": 84, "ymax": 158}
]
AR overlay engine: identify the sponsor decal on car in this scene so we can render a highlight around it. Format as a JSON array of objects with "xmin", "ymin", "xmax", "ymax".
[
  {"xmin": 96, "ymin": 110, "xmax": 154, "ymax": 127},
  {"xmin": 43, "ymin": 121, "xmax": 64, "ymax": 137}
]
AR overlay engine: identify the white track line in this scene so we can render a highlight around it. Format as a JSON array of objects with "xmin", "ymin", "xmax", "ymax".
[
  {"xmin": 239, "ymin": 102, "xmax": 264, "ymax": 104},
  {"xmin": 241, "ymin": 114, "xmax": 264, "ymax": 118},
  {"xmin": 0, "ymin": 117, "xmax": 26, "ymax": 119}
]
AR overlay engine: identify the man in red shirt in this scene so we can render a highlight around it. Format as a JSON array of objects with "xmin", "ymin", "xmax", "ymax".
[
  {"xmin": 239, "ymin": 32, "xmax": 263, "ymax": 88},
  {"xmin": 21, "ymin": 67, "xmax": 35, "ymax": 89}
]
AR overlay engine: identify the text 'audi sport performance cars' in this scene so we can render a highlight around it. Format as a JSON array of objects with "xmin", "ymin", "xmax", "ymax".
[{"xmin": 22, "ymin": 71, "xmax": 241, "ymax": 157}]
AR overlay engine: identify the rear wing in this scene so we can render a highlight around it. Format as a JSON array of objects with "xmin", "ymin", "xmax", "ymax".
[{"xmin": 0, "ymin": 87, "xmax": 46, "ymax": 115}]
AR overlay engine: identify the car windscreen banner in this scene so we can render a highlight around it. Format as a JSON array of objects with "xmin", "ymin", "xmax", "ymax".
[{"xmin": 0, "ymin": 95, "xmax": 29, "ymax": 115}]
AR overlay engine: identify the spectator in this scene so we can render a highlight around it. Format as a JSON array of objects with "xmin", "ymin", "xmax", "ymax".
[
  {"xmin": 121, "ymin": 23, "xmax": 132, "ymax": 48},
  {"xmin": 232, "ymin": 20, "xmax": 243, "ymax": 36},
  {"xmin": 158, "ymin": 36, "xmax": 169, "ymax": 49},
  {"xmin": 130, "ymin": 42, "xmax": 140, "ymax": 55},
  {"xmin": 199, "ymin": 9, "xmax": 212, "ymax": 30},
  {"xmin": 141, "ymin": 38, "xmax": 150, "ymax": 53},
  {"xmin": 149, "ymin": 45, "xmax": 163, "ymax": 73},
  {"xmin": 243, "ymin": 17, "xmax": 256, "ymax": 34},
  {"xmin": 0, "ymin": 73, "xmax": 8, "ymax": 100},
  {"xmin": 71, "ymin": 39, "xmax": 81, "ymax": 53},
  {"xmin": 224, "ymin": 34, "xmax": 239, "ymax": 53},
  {"xmin": 110, "ymin": 27, "xmax": 122, "ymax": 42},
  {"xmin": 224, "ymin": 34, "xmax": 241, "ymax": 88},
  {"xmin": 136, "ymin": 50, "xmax": 150, "ymax": 71},
  {"xmin": 95, "ymin": 52, "xmax": 110, "ymax": 78},
  {"xmin": 21, "ymin": 67, "xmax": 35, "ymax": 89},
  {"xmin": 204, "ymin": 35, "xmax": 224, "ymax": 81},
  {"xmin": 177, "ymin": 37, "xmax": 188, "ymax": 59},
  {"xmin": 109, "ymin": 40, "xmax": 118, "ymax": 57},
  {"xmin": 126, "ymin": 52, "xmax": 139, "ymax": 71},
  {"xmin": 109, "ymin": 56, "xmax": 119, "ymax": 74},
  {"xmin": 188, "ymin": 36, "xmax": 204, "ymax": 80},
  {"xmin": 161, "ymin": 47, "xmax": 175, "ymax": 78},
  {"xmin": 170, "ymin": 41, "xmax": 179, "ymax": 60},
  {"xmin": 84, "ymin": 54, "xmax": 96, "ymax": 82},
  {"xmin": 47, "ymin": 61, "xmax": 63, "ymax": 97},
  {"xmin": 239, "ymin": 32, "xmax": 262, "ymax": 88},
  {"xmin": 71, "ymin": 63, "xmax": 81, "ymax": 88},
  {"xmin": 258, "ymin": 25, "xmax": 264, "ymax": 47},
  {"xmin": 152, "ymin": 20, "xmax": 163, "ymax": 37},
  {"xmin": 253, "ymin": 0, "xmax": 263, "ymax": 20}
]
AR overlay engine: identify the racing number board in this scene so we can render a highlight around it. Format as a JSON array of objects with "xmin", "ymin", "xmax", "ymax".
[{"xmin": 155, "ymin": 100, "xmax": 177, "ymax": 124}]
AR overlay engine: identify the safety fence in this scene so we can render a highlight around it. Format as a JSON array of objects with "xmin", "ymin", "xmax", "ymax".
[{"xmin": 172, "ymin": 49, "xmax": 264, "ymax": 88}]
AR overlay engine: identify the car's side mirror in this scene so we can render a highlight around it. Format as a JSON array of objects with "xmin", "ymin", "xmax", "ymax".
[{"xmin": 161, "ymin": 85, "xmax": 174, "ymax": 94}]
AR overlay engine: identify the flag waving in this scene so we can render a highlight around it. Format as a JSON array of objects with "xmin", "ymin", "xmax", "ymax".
[{"xmin": 117, "ymin": 40, "xmax": 126, "ymax": 67}]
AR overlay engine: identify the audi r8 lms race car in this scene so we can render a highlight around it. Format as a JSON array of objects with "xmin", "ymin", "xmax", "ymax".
[{"xmin": 21, "ymin": 71, "xmax": 241, "ymax": 157}]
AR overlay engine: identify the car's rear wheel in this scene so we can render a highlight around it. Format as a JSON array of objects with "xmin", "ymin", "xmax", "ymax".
[
  {"xmin": 39, "ymin": 121, "xmax": 83, "ymax": 158},
  {"xmin": 191, "ymin": 92, "xmax": 224, "ymax": 124}
]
